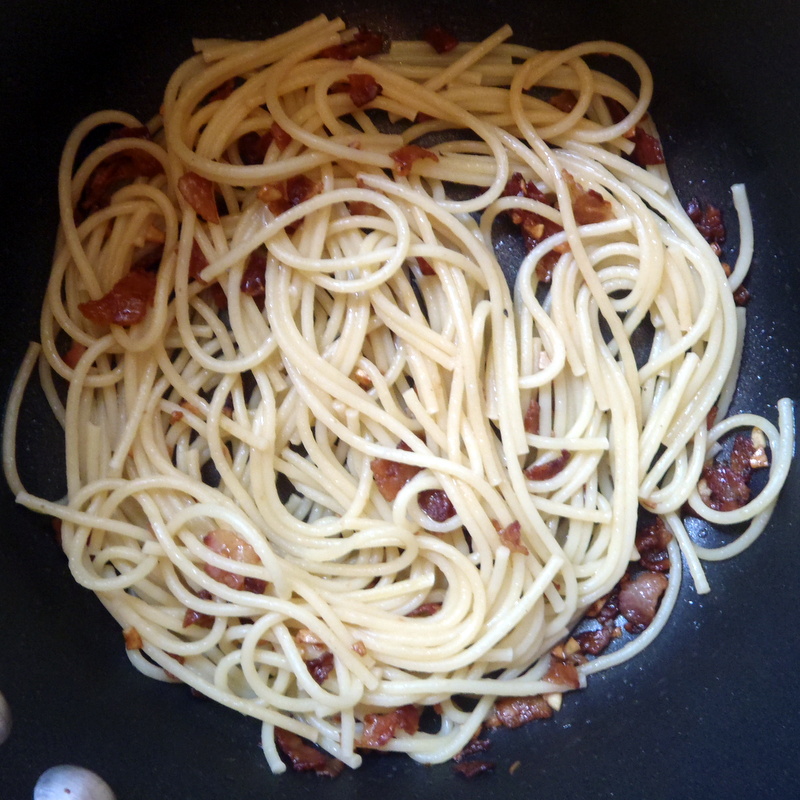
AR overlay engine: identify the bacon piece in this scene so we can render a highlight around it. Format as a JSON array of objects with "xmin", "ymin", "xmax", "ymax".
[
  {"xmin": 635, "ymin": 516, "xmax": 673, "ymax": 572},
  {"xmin": 524, "ymin": 449, "xmax": 570, "ymax": 481},
  {"xmin": 271, "ymin": 123, "xmax": 292, "ymax": 151},
  {"xmin": 188, "ymin": 240, "xmax": 209, "ymax": 281},
  {"xmin": 406, "ymin": 602, "xmax": 442, "ymax": 618},
  {"xmin": 318, "ymin": 27, "xmax": 384, "ymax": 60},
  {"xmin": 63, "ymin": 340, "xmax": 87, "ymax": 369},
  {"xmin": 575, "ymin": 623, "xmax": 615, "ymax": 656},
  {"xmin": 523, "ymin": 398, "xmax": 540, "ymax": 435},
  {"xmin": 123, "ymin": 627, "xmax": 143, "ymax": 650},
  {"xmin": 370, "ymin": 441, "xmax": 423, "ymax": 501},
  {"xmin": 286, "ymin": 174, "xmax": 322, "ymax": 206},
  {"xmin": 347, "ymin": 73, "xmax": 382, "ymax": 107},
  {"xmin": 416, "ymin": 256, "xmax": 435, "ymax": 276},
  {"xmin": 586, "ymin": 588, "xmax": 620, "ymax": 624},
  {"xmin": 453, "ymin": 761, "xmax": 495, "ymax": 778},
  {"xmin": 359, "ymin": 704, "xmax": 420, "ymax": 748},
  {"xmin": 306, "ymin": 651, "xmax": 335, "ymax": 685},
  {"xmin": 453, "ymin": 737, "xmax": 492, "ymax": 762},
  {"xmin": 423, "ymin": 24, "xmax": 459, "ymax": 54},
  {"xmin": 348, "ymin": 199, "xmax": 381, "ymax": 216},
  {"xmin": 274, "ymin": 729, "xmax": 344, "ymax": 777},
  {"xmin": 202, "ymin": 529, "xmax": 264, "ymax": 592},
  {"xmin": 79, "ymin": 270, "xmax": 157, "ymax": 326},
  {"xmin": 178, "ymin": 172, "xmax": 220, "ymax": 223},
  {"xmin": 240, "ymin": 249, "xmax": 267, "ymax": 299},
  {"xmin": 238, "ymin": 130, "xmax": 273, "ymax": 165},
  {"xmin": 543, "ymin": 657, "xmax": 580, "ymax": 689},
  {"xmin": 549, "ymin": 90, "xmax": 577, "ymax": 113},
  {"xmin": 492, "ymin": 520, "xmax": 528, "ymax": 555},
  {"xmin": 389, "ymin": 144, "xmax": 439, "ymax": 177},
  {"xmin": 707, "ymin": 405, "xmax": 719, "ymax": 429},
  {"xmin": 418, "ymin": 489, "xmax": 456, "ymax": 522},
  {"xmin": 686, "ymin": 198, "xmax": 726, "ymax": 246},
  {"xmin": 618, "ymin": 571, "xmax": 668, "ymax": 633},
  {"xmin": 700, "ymin": 463, "xmax": 751, "ymax": 511},
  {"xmin": 630, "ymin": 128, "xmax": 665, "ymax": 166},
  {"xmin": 129, "ymin": 243, "xmax": 163, "ymax": 274},
  {"xmin": 204, "ymin": 78, "xmax": 236, "ymax": 104},
  {"xmin": 570, "ymin": 184, "xmax": 613, "ymax": 225},
  {"xmin": 183, "ymin": 589, "xmax": 215, "ymax": 629},
  {"xmin": 491, "ymin": 695, "xmax": 552, "ymax": 729}
]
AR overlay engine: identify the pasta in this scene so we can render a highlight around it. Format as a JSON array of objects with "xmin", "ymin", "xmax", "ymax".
[{"xmin": 3, "ymin": 15, "xmax": 794, "ymax": 774}]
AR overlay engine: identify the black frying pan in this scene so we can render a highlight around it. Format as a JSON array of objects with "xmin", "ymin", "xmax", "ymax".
[{"xmin": 1, "ymin": 1, "xmax": 798, "ymax": 797}]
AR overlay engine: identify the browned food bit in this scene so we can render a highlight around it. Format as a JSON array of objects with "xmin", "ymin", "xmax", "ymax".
[
  {"xmin": 286, "ymin": 174, "xmax": 322, "ymax": 206},
  {"xmin": 370, "ymin": 441, "xmax": 423, "ymax": 501},
  {"xmin": 406, "ymin": 602, "xmax": 442, "ymax": 618},
  {"xmin": 418, "ymin": 489, "xmax": 456, "ymax": 522},
  {"xmin": 490, "ymin": 695, "xmax": 553, "ymax": 728},
  {"xmin": 182, "ymin": 589, "xmax": 215, "ymax": 629},
  {"xmin": 635, "ymin": 516, "xmax": 673, "ymax": 572},
  {"xmin": 123, "ymin": 627, "xmax": 143, "ymax": 650},
  {"xmin": 416, "ymin": 256, "xmax": 436, "ymax": 276},
  {"xmin": 318, "ymin": 27, "xmax": 385, "ymax": 60},
  {"xmin": 630, "ymin": 127, "xmax": 665, "ymax": 166},
  {"xmin": 389, "ymin": 144, "xmax": 439, "ymax": 177},
  {"xmin": 423, "ymin": 24, "xmax": 459, "ymax": 54},
  {"xmin": 202, "ymin": 529, "xmax": 265, "ymax": 593},
  {"xmin": 566, "ymin": 173, "xmax": 614, "ymax": 224},
  {"xmin": 523, "ymin": 398, "xmax": 540, "ymax": 434},
  {"xmin": 543, "ymin": 657, "xmax": 581, "ymax": 689},
  {"xmin": 733, "ymin": 284, "xmax": 751, "ymax": 306},
  {"xmin": 178, "ymin": 171, "xmax": 220, "ymax": 223},
  {"xmin": 63, "ymin": 340, "xmax": 87, "ymax": 369},
  {"xmin": 203, "ymin": 77, "xmax": 236, "ymax": 104},
  {"xmin": 453, "ymin": 737, "xmax": 492, "ymax": 761},
  {"xmin": 78, "ymin": 270, "xmax": 157, "ymax": 326},
  {"xmin": 699, "ymin": 431, "xmax": 764, "ymax": 513},
  {"xmin": 574, "ymin": 623, "xmax": 616, "ymax": 656},
  {"xmin": 618, "ymin": 571, "xmax": 668, "ymax": 633},
  {"xmin": 274, "ymin": 728, "xmax": 345, "ymax": 777},
  {"xmin": 358, "ymin": 704, "xmax": 421, "ymax": 748},
  {"xmin": 237, "ymin": 129, "xmax": 273, "ymax": 165},
  {"xmin": 188, "ymin": 240, "xmax": 210, "ymax": 281},
  {"xmin": 686, "ymin": 197, "xmax": 726, "ymax": 246},
  {"xmin": 271, "ymin": 122, "xmax": 292, "ymax": 151},
  {"xmin": 453, "ymin": 760, "xmax": 496, "ymax": 778},
  {"xmin": 523, "ymin": 449, "xmax": 571, "ymax": 481},
  {"xmin": 492, "ymin": 520, "xmax": 529, "ymax": 555},
  {"xmin": 240, "ymin": 249, "xmax": 267, "ymax": 299},
  {"xmin": 306, "ymin": 651, "xmax": 335, "ymax": 685},
  {"xmin": 347, "ymin": 73, "xmax": 383, "ymax": 107}
]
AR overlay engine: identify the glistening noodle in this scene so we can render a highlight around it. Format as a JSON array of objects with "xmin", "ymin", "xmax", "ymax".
[{"xmin": 2, "ymin": 15, "xmax": 794, "ymax": 776}]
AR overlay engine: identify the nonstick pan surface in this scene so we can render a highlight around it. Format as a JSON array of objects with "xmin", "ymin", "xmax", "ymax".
[{"xmin": 1, "ymin": 1, "xmax": 798, "ymax": 798}]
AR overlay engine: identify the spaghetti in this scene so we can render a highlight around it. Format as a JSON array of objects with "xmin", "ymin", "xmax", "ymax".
[{"xmin": 3, "ymin": 16, "xmax": 794, "ymax": 773}]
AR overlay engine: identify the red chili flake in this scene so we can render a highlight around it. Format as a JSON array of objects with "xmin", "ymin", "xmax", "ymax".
[
  {"xmin": 685, "ymin": 198, "xmax": 726, "ymax": 246},
  {"xmin": 347, "ymin": 73, "xmax": 382, "ymax": 107},
  {"xmin": 182, "ymin": 589, "xmax": 215, "ymax": 629},
  {"xmin": 188, "ymin": 240, "xmax": 210, "ymax": 281},
  {"xmin": 630, "ymin": 128, "xmax": 665, "ymax": 166},
  {"xmin": 389, "ymin": 144, "xmax": 439, "ymax": 177},
  {"xmin": 240, "ymin": 249, "xmax": 267, "ymax": 299},
  {"xmin": 549, "ymin": 90, "xmax": 577, "ymax": 113},
  {"xmin": 416, "ymin": 256, "xmax": 436, "ymax": 276},
  {"xmin": 523, "ymin": 398, "xmax": 540, "ymax": 435},
  {"xmin": 274, "ymin": 729, "xmax": 344, "ymax": 777},
  {"xmin": 524, "ymin": 449, "xmax": 570, "ymax": 481},
  {"xmin": 423, "ymin": 24, "xmax": 459, "ymax": 54},
  {"xmin": 79, "ymin": 270, "xmax": 157, "ymax": 326},
  {"xmin": 491, "ymin": 696, "xmax": 552, "ymax": 729},
  {"xmin": 406, "ymin": 602, "xmax": 442, "ymax": 617},
  {"xmin": 370, "ymin": 441, "xmax": 423, "ymax": 501},
  {"xmin": 453, "ymin": 761, "xmax": 495, "ymax": 778},
  {"xmin": 306, "ymin": 651, "xmax": 335, "ymax": 685},
  {"xmin": 178, "ymin": 172, "xmax": 220, "ymax": 223},
  {"xmin": 418, "ymin": 489, "xmax": 456, "ymax": 522},
  {"xmin": 492, "ymin": 520, "xmax": 528, "ymax": 555},
  {"xmin": 359, "ymin": 705, "xmax": 420, "ymax": 748},
  {"xmin": 318, "ymin": 27, "xmax": 385, "ymax": 60}
]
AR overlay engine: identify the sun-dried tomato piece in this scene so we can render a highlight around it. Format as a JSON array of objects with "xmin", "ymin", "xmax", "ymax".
[
  {"xmin": 79, "ymin": 270, "xmax": 157, "ymax": 326},
  {"xmin": 178, "ymin": 171, "xmax": 220, "ymax": 223},
  {"xmin": 347, "ymin": 73, "xmax": 382, "ymax": 107},
  {"xmin": 423, "ymin": 24, "xmax": 459, "ymax": 54},
  {"xmin": 389, "ymin": 144, "xmax": 439, "ymax": 177}
]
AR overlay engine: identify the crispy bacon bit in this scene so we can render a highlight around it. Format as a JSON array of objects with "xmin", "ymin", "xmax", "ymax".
[
  {"xmin": 568, "ymin": 177, "xmax": 613, "ymax": 225},
  {"xmin": 183, "ymin": 589, "xmax": 215, "ymax": 629},
  {"xmin": 129, "ymin": 243, "xmax": 163, "ymax": 274},
  {"xmin": 407, "ymin": 602, "xmax": 442, "ymax": 618},
  {"xmin": 79, "ymin": 270, "xmax": 157, "ymax": 326},
  {"xmin": 549, "ymin": 90, "xmax": 577, "ymax": 113},
  {"xmin": 491, "ymin": 520, "xmax": 529, "ymax": 555},
  {"xmin": 271, "ymin": 123, "xmax": 292, "ymax": 151},
  {"xmin": 240, "ymin": 249, "xmax": 267, "ymax": 299},
  {"xmin": 370, "ymin": 441, "xmax": 423, "ymax": 501},
  {"xmin": 550, "ymin": 637, "xmax": 581, "ymax": 662},
  {"xmin": 306, "ymin": 651, "xmax": 335, "ymax": 685},
  {"xmin": 543, "ymin": 657, "xmax": 581, "ymax": 689},
  {"xmin": 347, "ymin": 73, "xmax": 382, "ymax": 107},
  {"xmin": 123, "ymin": 627, "xmax": 143, "ymax": 650},
  {"xmin": 359, "ymin": 705, "xmax": 420, "ymax": 748},
  {"xmin": 202, "ymin": 529, "xmax": 263, "ymax": 592},
  {"xmin": 389, "ymin": 144, "xmax": 439, "ymax": 177},
  {"xmin": 63, "ymin": 340, "xmax": 87, "ymax": 369},
  {"xmin": 238, "ymin": 130, "xmax": 272, "ymax": 165},
  {"xmin": 418, "ymin": 489, "xmax": 456, "ymax": 522},
  {"xmin": 286, "ymin": 174, "xmax": 322, "ymax": 207},
  {"xmin": 491, "ymin": 695, "xmax": 552, "ymax": 729},
  {"xmin": 587, "ymin": 588, "xmax": 620, "ymax": 624},
  {"xmin": 178, "ymin": 172, "xmax": 220, "ymax": 223},
  {"xmin": 274, "ymin": 729, "xmax": 345, "ymax": 777},
  {"xmin": 574, "ymin": 624, "xmax": 615, "ymax": 656},
  {"xmin": 453, "ymin": 761, "xmax": 495, "ymax": 778},
  {"xmin": 618, "ymin": 571, "xmax": 668, "ymax": 633},
  {"xmin": 453, "ymin": 737, "xmax": 492, "ymax": 762},
  {"xmin": 318, "ymin": 27, "xmax": 385, "ymax": 60},
  {"xmin": 700, "ymin": 464, "xmax": 750, "ymax": 512},
  {"xmin": 524, "ymin": 449, "xmax": 570, "ymax": 481},
  {"xmin": 635, "ymin": 516, "xmax": 673, "ymax": 572},
  {"xmin": 189, "ymin": 240, "xmax": 210, "ymax": 281},
  {"xmin": 630, "ymin": 127, "xmax": 665, "ymax": 166},
  {"xmin": 423, "ymin": 24, "xmax": 459, "ymax": 54},
  {"xmin": 294, "ymin": 628, "xmax": 328, "ymax": 661},
  {"xmin": 523, "ymin": 398, "xmax": 540, "ymax": 435},
  {"xmin": 416, "ymin": 256, "xmax": 436, "ymax": 276},
  {"xmin": 686, "ymin": 198, "xmax": 726, "ymax": 246},
  {"xmin": 733, "ymin": 284, "xmax": 751, "ymax": 306}
]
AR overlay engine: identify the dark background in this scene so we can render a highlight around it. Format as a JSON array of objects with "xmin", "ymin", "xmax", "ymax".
[{"xmin": 1, "ymin": 1, "xmax": 798, "ymax": 798}]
